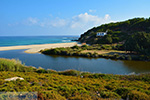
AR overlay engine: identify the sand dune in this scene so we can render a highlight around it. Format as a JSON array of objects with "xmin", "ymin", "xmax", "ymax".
[{"xmin": 0, "ymin": 42, "xmax": 78, "ymax": 54}]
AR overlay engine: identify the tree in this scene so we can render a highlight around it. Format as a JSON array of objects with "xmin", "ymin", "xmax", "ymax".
[
  {"xmin": 124, "ymin": 32, "xmax": 150, "ymax": 55},
  {"xmin": 105, "ymin": 35, "xmax": 113, "ymax": 44}
]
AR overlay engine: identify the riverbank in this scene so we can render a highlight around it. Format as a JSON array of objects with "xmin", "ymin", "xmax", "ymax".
[
  {"xmin": 41, "ymin": 45, "xmax": 150, "ymax": 61},
  {"xmin": 0, "ymin": 42, "xmax": 78, "ymax": 53},
  {"xmin": 0, "ymin": 58, "xmax": 150, "ymax": 100},
  {"xmin": 1, "ymin": 49, "xmax": 150, "ymax": 74}
]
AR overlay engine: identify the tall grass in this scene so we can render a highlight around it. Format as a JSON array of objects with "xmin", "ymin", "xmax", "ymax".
[{"xmin": 0, "ymin": 58, "xmax": 35, "ymax": 72}]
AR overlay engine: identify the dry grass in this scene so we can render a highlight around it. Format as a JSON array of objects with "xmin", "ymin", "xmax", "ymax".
[{"xmin": 81, "ymin": 50, "xmax": 127, "ymax": 55}]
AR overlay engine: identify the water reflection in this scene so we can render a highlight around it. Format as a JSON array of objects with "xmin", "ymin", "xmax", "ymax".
[
  {"xmin": 0, "ymin": 50, "xmax": 149, "ymax": 75},
  {"xmin": 123, "ymin": 60, "xmax": 150, "ymax": 73}
]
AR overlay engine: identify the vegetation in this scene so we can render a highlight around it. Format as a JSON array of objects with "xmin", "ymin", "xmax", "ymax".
[
  {"xmin": 0, "ymin": 58, "xmax": 36, "ymax": 72},
  {"xmin": 0, "ymin": 58, "xmax": 150, "ymax": 100},
  {"xmin": 41, "ymin": 45, "xmax": 150, "ymax": 61},
  {"xmin": 124, "ymin": 32, "xmax": 150, "ymax": 55},
  {"xmin": 40, "ymin": 18, "xmax": 150, "ymax": 61},
  {"xmin": 78, "ymin": 17, "xmax": 150, "ymax": 56},
  {"xmin": 78, "ymin": 17, "xmax": 150, "ymax": 44}
]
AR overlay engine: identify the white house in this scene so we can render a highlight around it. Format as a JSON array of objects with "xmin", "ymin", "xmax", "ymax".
[{"xmin": 96, "ymin": 31, "xmax": 107, "ymax": 37}]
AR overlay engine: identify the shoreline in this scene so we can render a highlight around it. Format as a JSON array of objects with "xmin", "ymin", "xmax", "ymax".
[{"xmin": 0, "ymin": 42, "xmax": 78, "ymax": 54}]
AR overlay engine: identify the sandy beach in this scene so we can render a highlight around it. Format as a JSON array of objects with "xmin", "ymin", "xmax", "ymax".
[{"xmin": 0, "ymin": 42, "xmax": 78, "ymax": 54}]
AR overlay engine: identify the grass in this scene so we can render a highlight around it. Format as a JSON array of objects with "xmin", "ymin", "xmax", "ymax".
[
  {"xmin": 41, "ymin": 44, "xmax": 150, "ymax": 61},
  {"xmin": 0, "ymin": 71, "xmax": 150, "ymax": 100},
  {"xmin": 0, "ymin": 58, "xmax": 150, "ymax": 99},
  {"xmin": 81, "ymin": 50, "xmax": 126, "ymax": 55},
  {"xmin": 0, "ymin": 58, "xmax": 36, "ymax": 72}
]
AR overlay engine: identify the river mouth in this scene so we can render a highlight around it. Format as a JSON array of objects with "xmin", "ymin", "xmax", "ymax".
[{"xmin": 0, "ymin": 49, "xmax": 150, "ymax": 75}]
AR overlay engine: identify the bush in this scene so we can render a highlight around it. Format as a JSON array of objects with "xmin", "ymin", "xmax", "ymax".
[
  {"xmin": 88, "ymin": 73, "xmax": 114, "ymax": 79},
  {"xmin": 81, "ymin": 45, "xmax": 88, "ymax": 50},
  {"xmin": 47, "ymin": 69, "xmax": 57, "ymax": 73},
  {"xmin": 101, "ymin": 45, "xmax": 112, "ymax": 50},
  {"xmin": 38, "ymin": 91, "xmax": 66, "ymax": 100},
  {"xmin": 100, "ymin": 91, "xmax": 121, "ymax": 98},
  {"xmin": 126, "ymin": 55, "xmax": 132, "ymax": 60},
  {"xmin": 71, "ymin": 45, "xmax": 80, "ymax": 49},
  {"xmin": 115, "ymin": 87, "xmax": 132, "ymax": 99},
  {"xmin": 124, "ymin": 32, "xmax": 150, "ymax": 55},
  {"xmin": 128, "ymin": 90, "xmax": 150, "ymax": 100},
  {"xmin": 113, "ymin": 53, "xmax": 120, "ymax": 59},
  {"xmin": 59, "ymin": 70, "xmax": 80, "ymax": 76},
  {"xmin": 68, "ymin": 93, "xmax": 93, "ymax": 100},
  {"xmin": 0, "ymin": 79, "xmax": 4, "ymax": 85},
  {"xmin": 36, "ymin": 69, "xmax": 48, "ymax": 73},
  {"xmin": 0, "ymin": 58, "xmax": 34, "ymax": 72}
]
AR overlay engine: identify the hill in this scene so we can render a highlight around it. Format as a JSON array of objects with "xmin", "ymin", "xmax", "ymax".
[{"xmin": 78, "ymin": 17, "xmax": 150, "ymax": 44}]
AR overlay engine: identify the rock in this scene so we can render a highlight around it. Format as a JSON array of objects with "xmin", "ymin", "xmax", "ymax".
[{"xmin": 4, "ymin": 77, "xmax": 24, "ymax": 81}]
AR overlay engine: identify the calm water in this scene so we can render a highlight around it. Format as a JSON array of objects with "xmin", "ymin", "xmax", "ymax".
[
  {"xmin": 0, "ymin": 50, "xmax": 150, "ymax": 75},
  {"xmin": 0, "ymin": 36, "xmax": 78, "ymax": 47}
]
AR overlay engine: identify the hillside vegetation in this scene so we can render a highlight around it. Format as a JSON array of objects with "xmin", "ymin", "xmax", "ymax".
[
  {"xmin": 78, "ymin": 17, "xmax": 150, "ymax": 55},
  {"xmin": 79, "ymin": 17, "xmax": 150, "ymax": 44},
  {"xmin": 0, "ymin": 58, "xmax": 150, "ymax": 100}
]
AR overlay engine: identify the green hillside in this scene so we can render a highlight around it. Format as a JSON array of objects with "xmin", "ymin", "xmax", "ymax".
[{"xmin": 78, "ymin": 17, "xmax": 150, "ymax": 44}]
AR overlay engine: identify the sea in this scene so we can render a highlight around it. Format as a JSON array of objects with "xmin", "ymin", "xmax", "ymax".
[
  {"xmin": 0, "ymin": 36, "xmax": 150, "ymax": 75},
  {"xmin": 0, "ymin": 36, "xmax": 78, "ymax": 47}
]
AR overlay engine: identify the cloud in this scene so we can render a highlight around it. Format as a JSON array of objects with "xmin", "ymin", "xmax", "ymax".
[
  {"xmin": 8, "ymin": 17, "xmax": 39, "ymax": 26},
  {"xmin": 28, "ymin": 17, "xmax": 38, "ymax": 24},
  {"xmin": 70, "ymin": 13, "xmax": 112, "ymax": 30},
  {"xmin": 7, "ymin": 13, "xmax": 114, "ymax": 35},
  {"xmin": 37, "ymin": 18, "xmax": 68, "ymax": 28},
  {"xmin": 8, "ymin": 22, "xmax": 19, "ymax": 26},
  {"xmin": 50, "ymin": 18, "xmax": 68, "ymax": 27},
  {"xmin": 70, "ymin": 13, "xmax": 100, "ymax": 29},
  {"xmin": 26, "ymin": 13, "xmax": 112, "ymax": 30},
  {"xmin": 9, "ymin": 13, "xmax": 112, "ymax": 29},
  {"xmin": 104, "ymin": 14, "xmax": 111, "ymax": 21},
  {"xmin": 22, "ymin": 17, "xmax": 39, "ymax": 25},
  {"xmin": 89, "ymin": 9, "xmax": 96, "ymax": 13}
]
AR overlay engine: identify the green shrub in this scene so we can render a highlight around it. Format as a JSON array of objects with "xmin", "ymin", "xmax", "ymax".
[
  {"xmin": 0, "ymin": 58, "xmax": 34, "ymax": 72},
  {"xmin": 59, "ymin": 70, "xmax": 80, "ymax": 76},
  {"xmin": 47, "ymin": 69, "xmax": 57, "ymax": 74},
  {"xmin": 115, "ymin": 87, "xmax": 132, "ymax": 99},
  {"xmin": 36, "ymin": 69, "xmax": 48, "ymax": 73},
  {"xmin": 100, "ymin": 91, "xmax": 121, "ymax": 98},
  {"xmin": 88, "ymin": 73, "xmax": 114, "ymax": 79},
  {"xmin": 113, "ymin": 53, "xmax": 120, "ymax": 59},
  {"xmin": 68, "ymin": 93, "xmax": 93, "ymax": 100},
  {"xmin": 128, "ymin": 90, "xmax": 150, "ymax": 100},
  {"xmin": 126, "ymin": 55, "xmax": 132, "ymax": 60},
  {"xmin": 81, "ymin": 45, "xmax": 88, "ymax": 50},
  {"xmin": 38, "ymin": 91, "xmax": 66, "ymax": 100},
  {"xmin": 0, "ymin": 79, "xmax": 4, "ymax": 85},
  {"xmin": 71, "ymin": 45, "xmax": 80, "ymax": 49}
]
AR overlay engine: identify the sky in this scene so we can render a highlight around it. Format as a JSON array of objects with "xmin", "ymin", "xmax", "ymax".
[{"xmin": 0, "ymin": 0, "xmax": 150, "ymax": 36}]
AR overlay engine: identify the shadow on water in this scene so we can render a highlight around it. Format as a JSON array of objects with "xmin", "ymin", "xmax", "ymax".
[
  {"xmin": 0, "ymin": 49, "xmax": 150, "ymax": 75},
  {"xmin": 122, "ymin": 60, "xmax": 150, "ymax": 73}
]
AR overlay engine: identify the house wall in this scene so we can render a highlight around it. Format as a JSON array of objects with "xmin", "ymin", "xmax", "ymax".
[{"xmin": 96, "ymin": 32, "xmax": 107, "ymax": 36}]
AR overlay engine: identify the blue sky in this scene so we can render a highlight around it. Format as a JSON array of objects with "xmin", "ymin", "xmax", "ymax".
[{"xmin": 0, "ymin": 0, "xmax": 150, "ymax": 36}]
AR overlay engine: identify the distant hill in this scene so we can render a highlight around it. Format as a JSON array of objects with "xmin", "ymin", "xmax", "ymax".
[{"xmin": 78, "ymin": 17, "xmax": 150, "ymax": 44}]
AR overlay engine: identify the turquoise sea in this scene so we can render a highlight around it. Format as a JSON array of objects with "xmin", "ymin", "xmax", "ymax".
[
  {"xmin": 0, "ymin": 36, "xmax": 150, "ymax": 74},
  {"xmin": 0, "ymin": 36, "xmax": 78, "ymax": 47}
]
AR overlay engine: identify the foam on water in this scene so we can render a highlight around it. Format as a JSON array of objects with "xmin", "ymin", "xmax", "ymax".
[{"xmin": 0, "ymin": 36, "xmax": 78, "ymax": 47}]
